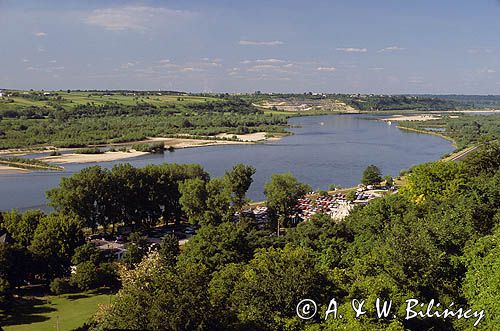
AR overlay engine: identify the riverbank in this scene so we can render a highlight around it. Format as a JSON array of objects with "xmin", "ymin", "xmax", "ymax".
[
  {"xmin": 396, "ymin": 126, "xmax": 457, "ymax": 146},
  {"xmin": 38, "ymin": 151, "xmax": 149, "ymax": 164},
  {"xmin": 0, "ymin": 132, "xmax": 287, "ymax": 167},
  {"xmin": 0, "ymin": 165, "xmax": 31, "ymax": 174}
]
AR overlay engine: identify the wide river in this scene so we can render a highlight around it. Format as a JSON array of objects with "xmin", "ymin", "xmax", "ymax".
[{"xmin": 0, "ymin": 114, "xmax": 453, "ymax": 211}]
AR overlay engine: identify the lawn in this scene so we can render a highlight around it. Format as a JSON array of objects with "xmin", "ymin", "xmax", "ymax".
[{"xmin": 1, "ymin": 290, "xmax": 112, "ymax": 331}]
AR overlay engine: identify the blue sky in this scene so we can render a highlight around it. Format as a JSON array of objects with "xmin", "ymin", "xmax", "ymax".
[{"xmin": 1, "ymin": 0, "xmax": 499, "ymax": 93}]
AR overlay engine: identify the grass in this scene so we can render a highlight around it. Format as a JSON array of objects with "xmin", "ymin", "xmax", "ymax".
[{"xmin": 1, "ymin": 290, "xmax": 112, "ymax": 331}]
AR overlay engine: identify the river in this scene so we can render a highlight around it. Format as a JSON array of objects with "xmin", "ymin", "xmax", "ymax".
[{"xmin": 0, "ymin": 114, "xmax": 454, "ymax": 211}]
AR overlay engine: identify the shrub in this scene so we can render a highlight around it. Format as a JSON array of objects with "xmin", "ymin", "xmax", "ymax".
[
  {"xmin": 50, "ymin": 277, "xmax": 73, "ymax": 295},
  {"xmin": 75, "ymin": 148, "xmax": 103, "ymax": 154}
]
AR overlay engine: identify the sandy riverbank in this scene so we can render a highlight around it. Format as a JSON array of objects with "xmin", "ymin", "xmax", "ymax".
[
  {"xmin": 36, "ymin": 132, "xmax": 285, "ymax": 164},
  {"xmin": 382, "ymin": 114, "xmax": 440, "ymax": 122},
  {"xmin": 0, "ymin": 165, "xmax": 31, "ymax": 174},
  {"xmin": 38, "ymin": 151, "xmax": 149, "ymax": 164}
]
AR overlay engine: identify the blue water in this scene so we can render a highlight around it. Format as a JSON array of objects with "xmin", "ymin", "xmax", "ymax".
[{"xmin": 0, "ymin": 114, "xmax": 454, "ymax": 211}]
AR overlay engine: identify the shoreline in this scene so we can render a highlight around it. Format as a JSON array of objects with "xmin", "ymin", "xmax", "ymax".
[
  {"xmin": 4, "ymin": 132, "xmax": 287, "ymax": 167},
  {"xmin": 396, "ymin": 125, "xmax": 457, "ymax": 146},
  {"xmin": 0, "ymin": 165, "xmax": 31, "ymax": 174}
]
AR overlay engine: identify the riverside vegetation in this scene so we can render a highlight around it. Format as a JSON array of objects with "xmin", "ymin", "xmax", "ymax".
[{"xmin": 0, "ymin": 90, "xmax": 495, "ymax": 151}]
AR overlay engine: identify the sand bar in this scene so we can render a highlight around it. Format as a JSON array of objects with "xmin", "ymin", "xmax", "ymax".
[
  {"xmin": 382, "ymin": 114, "xmax": 440, "ymax": 122},
  {"xmin": 0, "ymin": 165, "xmax": 31, "ymax": 174},
  {"xmin": 38, "ymin": 151, "xmax": 148, "ymax": 164}
]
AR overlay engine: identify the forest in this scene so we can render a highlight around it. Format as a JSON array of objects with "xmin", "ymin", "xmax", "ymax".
[
  {"xmin": 0, "ymin": 93, "xmax": 288, "ymax": 149},
  {"xmin": 397, "ymin": 114, "xmax": 500, "ymax": 149}
]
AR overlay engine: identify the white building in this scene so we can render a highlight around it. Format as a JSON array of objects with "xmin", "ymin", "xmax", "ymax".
[{"xmin": 0, "ymin": 92, "xmax": 3, "ymax": 97}]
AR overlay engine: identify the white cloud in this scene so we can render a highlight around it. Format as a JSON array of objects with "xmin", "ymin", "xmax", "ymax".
[
  {"xmin": 486, "ymin": 69, "xmax": 496, "ymax": 74},
  {"xmin": 34, "ymin": 32, "xmax": 47, "ymax": 37},
  {"xmin": 239, "ymin": 40, "xmax": 284, "ymax": 46},
  {"xmin": 317, "ymin": 67, "xmax": 337, "ymax": 72},
  {"xmin": 378, "ymin": 46, "xmax": 405, "ymax": 53},
  {"xmin": 467, "ymin": 48, "xmax": 493, "ymax": 54},
  {"xmin": 242, "ymin": 59, "xmax": 285, "ymax": 65},
  {"xmin": 120, "ymin": 62, "xmax": 137, "ymax": 69},
  {"xmin": 336, "ymin": 47, "xmax": 367, "ymax": 53},
  {"xmin": 85, "ymin": 6, "xmax": 194, "ymax": 31},
  {"xmin": 180, "ymin": 67, "xmax": 204, "ymax": 72},
  {"xmin": 369, "ymin": 67, "xmax": 384, "ymax": 71}
]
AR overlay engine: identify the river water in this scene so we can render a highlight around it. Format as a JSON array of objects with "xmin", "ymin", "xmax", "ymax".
[{"xmin": 0, "ymin": 114, "xmax": 454, "ymax": 211}]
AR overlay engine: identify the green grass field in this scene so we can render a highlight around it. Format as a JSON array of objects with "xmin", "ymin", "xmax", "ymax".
[
  {"xmin": 0, "ymin": 91, "xmax": 218, "ymax": 111},
  {"xmin": 1, "ymin": 291, "xmax": 112, "ymax": 331}
]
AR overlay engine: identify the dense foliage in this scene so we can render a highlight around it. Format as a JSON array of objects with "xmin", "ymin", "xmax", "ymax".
[
  {"xmin": 90, "ymin": 143, "xmax": 499, "ymax": 330},
  {"xmin": 0, "ymin": 92, "xmax": 288, "ymax": 149},
  {"xmin": 397, "ymin": 114, "xmax": 500, "ymax": 149}
]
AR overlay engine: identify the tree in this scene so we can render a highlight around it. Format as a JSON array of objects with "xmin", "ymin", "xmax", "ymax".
[
  {"xmin": 224, "ymin": 164, "xmax": 256, "ymax": 210},
  {"xmin": 29, "ymin": 214, "xmax": 84, "ymax": 280},
  {"xmin": 122, "ymin": 232, "xmax": 150, "ymax": 268},
  {"xmin": 179, "ymin": 178, "xmax": 208, "ymax": 225},
  {"xmin": 47, "ymin": 166, "xmax": 114, "ymax": 232},
  {"xmin": 179, "ymin": 222, "xmax": 252, "ymax": 272},
  {"xmin": 71, "ymin": 261, "xmax": 101, "ymax": 291},
  {"xmin": 158, "ymin": 234, "xmax": 180, "ymax": 267},
  {"xmin": 231, "ymin": 245, "xmax": 328, "ymax": 330},
  {"xmin": 204, "ymin": 178, "xmax": 233, "ymax": 225},
  {"xmin": 72, "ymin": 243, "xmax": 103, "ymax": 265},
  {"xmin": 264, "ymin": 173, "xmax": 310, "ymax": 236},
  {"xmin": 361, "ymin": 164, "xmax": 382, "ymax": 186},
  {"xmin": 1, "ymin": 209, "xmax": 44, "ymax": 247},
  {"xmin": 462, "ymin": 226, "xmax": 500, "ymax": 330}
]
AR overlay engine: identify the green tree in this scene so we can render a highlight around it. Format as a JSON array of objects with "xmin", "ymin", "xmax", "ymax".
[
  {"xmin": 361, "ymin": 164, "xmax": 382, "ymax": 186},
  {"xmin": 122, "ymin": 232, "xmax": 150, "ymax": 268},
  {"xmin": 462, "ymin": 226, "xmax": 500, "ymax": 330},
  {"xmin": 231, "ymin": 245, "xmax": 328, "ymax": 330},
  {"xmin": 71, "ymin": 261, "xmax": 101, "ymax": 291},
  {"xmin": 264, "ymin": 173, "xmax": 310, "ymax": 236},
  {"xmin": 179, "ymin": 178, "xmax": 208, "ymax": 225},
  {"xmin": 224, "ymin": 164, "xmax": 256, "ymax": 210},
  {"xmin": 158, "ymin": 234, "xmax": 180, "ymax": 267},
  {"xmin": 1, "ymin": 209, "xmax": 44, "ymax": 247},
  {"xmin": 29, "ymin": 214, "xmax": 84, "ymax": 280},
  {"xmin": 72, "ymin": 243, "xmax": 103, "ymax": 265}
]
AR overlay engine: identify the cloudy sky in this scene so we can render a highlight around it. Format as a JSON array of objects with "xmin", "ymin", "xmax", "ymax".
[{"xmin": 0, "ymin": 0, "xmax": 499, "ymax": 93}]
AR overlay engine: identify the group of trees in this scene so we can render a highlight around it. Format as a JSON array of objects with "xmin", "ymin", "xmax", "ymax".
[
  {"xmin": 0, "ymin": 94, "xmax": 289, "ymax": 149},
  {"xmin": 90, "ymin": 143, "xmax": 499, "ymax": 330},
  {"xmin": 0, "ymin": 211, "xmax": 86, "ymax": 302},
  {"xmin": 47, "ymin": 163, "xmax": 209, "ymax": 231},
  {"xmin": 399, "ymin": 114, "xmax": 500, "ymax": 149},
  {"xmin": 2, "ymin": 143, "xmax": 499, "ymax": 330}
]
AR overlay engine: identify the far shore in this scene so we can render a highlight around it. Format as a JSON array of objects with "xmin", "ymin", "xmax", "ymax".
[{"xmin": 41, "ymin": 132, "xmax": 284, "ymax": 164}]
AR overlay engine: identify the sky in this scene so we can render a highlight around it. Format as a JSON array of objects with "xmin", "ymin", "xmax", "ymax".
[{"xmin": 0, "ymin": 0, "xmax": 499, "ymax": 94}]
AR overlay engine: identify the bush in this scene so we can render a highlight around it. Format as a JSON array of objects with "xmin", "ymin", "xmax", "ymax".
[
  {"xmin": 71, "ymin": 261, "xmax": 100, "ymax": 291},
  {"xmin": 75, "ymin": 148, "xmax": 103, "ymax": 154},
  {"xmin": 131, "ymin": 142, "xmax": 164, "ymax": 153},
  {"xmin": 50, "ymin": 277, "xmax": 73, "ymax": 295}
]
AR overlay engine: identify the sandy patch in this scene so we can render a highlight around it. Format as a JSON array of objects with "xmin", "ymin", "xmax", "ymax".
[
  {"xmin": 215, "ymin": 132, "xmax": 279, "ymax": 142},
  {"xmin": 148, "ymin": 132, "xmax": 284, "ymax": 148},
  {"xmin": 0, "ymin": 165, "xmax": 31, "ymax": 174},
  {"xmin": 382, "ymin": 114, "xmax": 440, "ymax": 122},
  {"xmin": 38, "ymin": 151, "xmax": 148, "ymax": 164}
]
